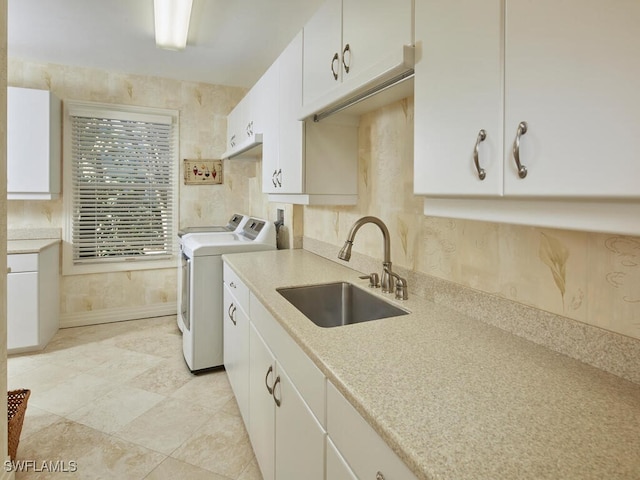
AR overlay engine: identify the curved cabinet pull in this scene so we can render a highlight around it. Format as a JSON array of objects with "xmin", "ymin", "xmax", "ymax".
[
  {"xmin": 229, "ymin": 281, "xmax": 236, "ymax": 289},
  {"xmin": 342, "ymin": 43, "xmax": 351, "ymax": 74},
  {"xmin": 264, "ymin": 365, "xmax": 274, "ymax": 394},
  {"xmin": 331, "ymin": 52, "xmax": 339, "ymax": 80},
  {"xmin": 276, "ymin": 169, "xmax": 282, "ymax": 188},
  {"xmin": 227, "ymin": 303, "xmax": 236, "ymax": 326},
  {"xmin": 512, "ymin": 121, "xmax": 528, "ymax": 178},
  {"xmin": 473, "ymin": 129, "xmax": 487, "ymax": 180},
  {"xmin": 272, "ymin": 375, "xmax": 282, "ymax": 407},
  {"xmin": 272, "ymin": 169, "xmax": 278, "ymax": 188}
]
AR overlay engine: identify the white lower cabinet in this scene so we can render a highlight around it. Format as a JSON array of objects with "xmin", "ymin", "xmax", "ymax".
[
  {"xmin": 249, "ymin": 299, "xmax": 326, "ymax": 480},
  {"xmin": 327, "ymin": 381, "xmax": 418, "ymax": 480},
  {"xmin": 223, "ymin": 283, "xmax": 250, "ymax": 424},
  {"xmin": 326, "ymin": 437, "xmax": 358, "ymax": 480},
  {"xmin": 7, "ymin": 243, "xmax": 60, "ymax": 353}
]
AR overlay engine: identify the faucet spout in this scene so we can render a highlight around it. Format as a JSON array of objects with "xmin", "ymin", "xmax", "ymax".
[{"xmin": 338, "ymin": 216, "xmax": 394, "ymax": 293}]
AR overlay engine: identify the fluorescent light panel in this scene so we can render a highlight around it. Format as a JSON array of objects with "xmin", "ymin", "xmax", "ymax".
[{"xmin": 154, "ymin": 0, "xmax": 193, "ymax": 51}]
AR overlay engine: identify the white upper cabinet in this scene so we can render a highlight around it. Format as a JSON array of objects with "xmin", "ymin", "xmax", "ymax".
[
  {"xmin": 414, "ymin": 0, "xmax": 640, "ymax": 234},
  {"xmin": 414, "ymin": 0, "xmax": 503, "ymax": 197},
  {"xmin": 301, "ymin": 0, "xmax": 414, "ymax": 119},
  {"xmin": 7, "ymin": 87, "xmax": 61, "ymax": 200},
  {"xmin": 223, "ymin": 64, "xmax": 278, "ymax": 160},
  {"xmin": 502, "ymin": 0, "xmax": 640, "ymax": 198},
  {"xmin": 263, "ymin": 31, "xmax": 359, "ymax": 205}
]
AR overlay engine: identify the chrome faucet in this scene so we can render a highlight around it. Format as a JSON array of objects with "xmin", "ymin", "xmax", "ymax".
[{"xmin": 338, "ymin": 216, "xmax": 408, "ymax": 299}]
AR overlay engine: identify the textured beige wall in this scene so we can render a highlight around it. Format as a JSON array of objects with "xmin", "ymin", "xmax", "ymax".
[
  {"xmin": 304, "ymin": 98, "xmax": 640, "ymax": 341},
  {"xmin": 6, "ymin": 59, "xmax": 256, "ymax": 318}
]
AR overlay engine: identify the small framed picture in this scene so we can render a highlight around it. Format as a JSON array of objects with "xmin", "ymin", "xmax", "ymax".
[{"xmin": 183, "ymin": 159, "xmax": 223, "ymax": 185}]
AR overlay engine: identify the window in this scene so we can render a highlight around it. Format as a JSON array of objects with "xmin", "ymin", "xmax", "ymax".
[{"xmin": 63, "ymin": 102, "xmax": 179, "ymax": 274}]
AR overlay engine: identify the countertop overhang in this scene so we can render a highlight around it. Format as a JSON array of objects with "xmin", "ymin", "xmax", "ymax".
[{"xmin": 222, "ymin": 249, "xmax": 640, "ymax": 480}]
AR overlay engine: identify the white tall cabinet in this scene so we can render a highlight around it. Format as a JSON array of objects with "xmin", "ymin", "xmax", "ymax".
[{"xmin": 414, "ymin": 0, "xmax": 640, "ymax": 233}]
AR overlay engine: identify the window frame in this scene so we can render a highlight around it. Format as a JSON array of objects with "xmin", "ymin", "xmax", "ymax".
[{"xmin": 62, "ymin": 100, "xmax": 180, "ymax": 276}]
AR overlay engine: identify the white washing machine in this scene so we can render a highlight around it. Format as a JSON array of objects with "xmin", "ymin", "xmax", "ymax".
[
  {"xmin": 180, "ymin": 218, "xmax": 276, "ymax": 372},
  {"xmin": 177, "ymin": 213, "xmax": 248, "ymax": 333}
]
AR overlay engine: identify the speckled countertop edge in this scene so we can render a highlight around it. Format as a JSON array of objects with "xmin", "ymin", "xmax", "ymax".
[
  {"xmin": 8, "ymin": 238, "xmax": 60, "ymax": 254},
  {"xmin": 222, "ymin": 249, "xmax": 640, "ymax": 480}
]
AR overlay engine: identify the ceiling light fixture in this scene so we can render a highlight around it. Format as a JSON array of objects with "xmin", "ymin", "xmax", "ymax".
[{"xmin": 154, "ymin": 0, "xmax": 193, "ymax": 51}]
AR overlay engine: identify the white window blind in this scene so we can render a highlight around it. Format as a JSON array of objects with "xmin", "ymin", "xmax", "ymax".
[{"xmin": 70, "ymin": 111, "xmax": 176, "ymax": 264}]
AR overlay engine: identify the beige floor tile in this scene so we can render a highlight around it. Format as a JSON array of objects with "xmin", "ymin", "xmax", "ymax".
[
  {"xmin": 238, "ymin": 457, "xmax": 264, "ymax": 480},
  {"xmin": 16, "ymin": 418, "xmax": 106, "ymax": 464},
  {"xmin": 20, "ymin": 405, "xmax": 63, "ymax": 441},
  {"xmin": 171, "ymin": 410, "xmax": 254, "ymax": 478},
  {"xmin": 103, "ymin": 328, "xmax": 182, "ymax": 359},
  {"xmin": 145, "ymin": 457, "xmax": 231, "ymax": 480},
  {"xmin": 67, "ymin": 385, "xmax": 164, "ymax": 434},
  {"xmin": 171, "ymin": 369, "xmax": 234, "ymax": 412},
  {"xmin": 115, "ymin": 397, "xmax": 214, "ymax": 455},
  {"xmin": 126, "ymin": 357, "xmax": 193, "ymax": 396},
  {"xmin": 72, "ymin": 435, "xmax": 166, "ymax": 480},
  {"xmin": 29, "ymin": 373, "xmax": 118, "ymax": 417},
  {"xmin": 84, "ymin": 347, "xmax": 165, "ymax": 383},
  {"xmin": 7, "ymin": 354, "xmax": 48, "ymax": 377},
  {"xmin": 8, "ymin": 363, "xmax": 81, "ymax": 393}
]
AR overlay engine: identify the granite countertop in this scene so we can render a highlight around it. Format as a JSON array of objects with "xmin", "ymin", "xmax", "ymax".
[
  {"xmin": 8, "ymin": 238, "xmax": 60, "ymax": 254},
  {"xmin": 222, "ymin": 249, "xmax": 640, "ymax": 480}
]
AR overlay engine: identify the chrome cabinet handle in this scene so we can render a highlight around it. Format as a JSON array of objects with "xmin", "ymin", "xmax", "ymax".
[
  {"xmin": 272, "ymin": 376, "xmax": 282, "ymax": 407},
  {"xmin": 230, "ymin": 134, "xmax": 236, "ymax": 147},
  {"xmin": 342, "ymin": 43, "xmax": 351, "ymax": 74},
  {"xmin": 473, "ymin": 129, "xmax": 487, "ymax": 180},
  {"xmin": 276, "ymin": 169, "xmax": 282, "ymax": 188},
  {"xmin": 265, "ymin": 365, "xmax": 274, "ymax": 395},
  {"xmin": 272, "ymin": 169, "xmax": 278, "ymax": 188},
  {"xmin": 512, "ymin": 121, "xmax": 528, "ymax": 178},
  {"xmin": 331, "ymin": 52, "xmax": 339, "ymax": 80},
  {"xmin": 229, "ymin": 281, "xmax": 236, "ymax": 289},
  {"xmin": 227, "ymin": 303, "xmax": 236, "ymax": 326}
]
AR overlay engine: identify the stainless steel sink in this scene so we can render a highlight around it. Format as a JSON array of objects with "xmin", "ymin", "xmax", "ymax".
[{"xmin": 277, "ymin": 282, "xmax": 408, "ymax": 328}]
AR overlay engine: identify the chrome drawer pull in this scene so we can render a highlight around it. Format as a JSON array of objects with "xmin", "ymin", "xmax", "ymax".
[
  {"xmin": 331, "ymin": 52, "xmax": 339, "ymax": 80},
  {"xmin": 512, "ymin": 121, "xmax": 528, "ymax": 178},
  {"xmin": 273, "ymin": 376, "xmax": 282, "ymax": 407},
  {"xmin": 473, "ymin": 129, "xmax": 487, "ymax": 180},
  {"xmin": 342, "ymin": 43, "xmax": 351, "ymax": 74},
  {"xmin": 227, "ymin": 303, "xmax": 236, "ymax": 326},
  {"xmin": 265, "ymin": 365, "xmax": 274, "ymax": 394}
]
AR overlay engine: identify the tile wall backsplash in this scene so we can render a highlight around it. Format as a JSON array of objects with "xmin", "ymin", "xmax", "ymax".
[
  {"xmin": 304, "ymin": 97, "xmax": 640, "ymax": 341},
  {"xmin": 8, "ymin": 58, "xmax": 639, "ymax": 341}
]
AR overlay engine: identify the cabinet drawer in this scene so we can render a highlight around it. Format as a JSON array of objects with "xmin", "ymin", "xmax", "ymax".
[
  {"xmin": 223, "ymin": 262, "xmax": 250, "ymax": 312},
  {"xmin": 327, "ymin": 381, "xmax": 417, "ymax": 480},
  {"xmin": 8, "ymin": 253, "xmax": 38, "ymax": 273},
  {"xmin": 250, "ymin": 293, "xmax": 326, "ymax": 427}
]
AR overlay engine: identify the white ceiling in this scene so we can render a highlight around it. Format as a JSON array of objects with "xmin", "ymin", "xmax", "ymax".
[{"xmin": 8, "ymin": 0, "xmax": 324, "ymax": 88}]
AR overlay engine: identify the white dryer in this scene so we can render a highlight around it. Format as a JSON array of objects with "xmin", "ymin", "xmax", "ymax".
[
  {"xmin": 177, "ymin": 213, "xmax": 248, "ymax": 333},
  {"xmin": 180, "ymin": 218, "xmax": 276, "ymax": 372}
]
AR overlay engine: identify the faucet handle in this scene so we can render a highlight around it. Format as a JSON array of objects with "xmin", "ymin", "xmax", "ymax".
[{"xmin": 359, "ymin": 273, "xmax": 380, "ymax": 288}]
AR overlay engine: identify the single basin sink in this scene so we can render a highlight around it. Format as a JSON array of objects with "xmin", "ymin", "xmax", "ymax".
[{"xmin": 277, "ymin": 281, "xmax": 408, "ymax": 328}]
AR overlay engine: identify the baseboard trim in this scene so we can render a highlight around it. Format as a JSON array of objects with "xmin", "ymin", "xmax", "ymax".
[{"xmin": 60, "ymin": 302, "xmax": 177, "ymax": 328}]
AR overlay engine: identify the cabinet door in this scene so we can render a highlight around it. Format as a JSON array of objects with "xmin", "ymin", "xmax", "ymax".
[
  {"xmin": 503, "ymin": 0, "xmax": 640, "ymax": 198},
  {"xmin": 326, "ymin": 437, "xmax": 358, "ymax": 480},
  {"xmin": 341, "ymin": 0, "xmax": 413, "ymax": 83},
  {"xmin": 249, "ymin": 323, "xmax": 276, "ymax": 480},
  {"xmin": 227, "ymin": 96, "xmax": 247, "ymax": 150},
  {"xmin": 7, "ymin": 272, "xmax": 39, "ymax": 350},
  {"xmin": 277, "ymin": 31, "xmax": 305, "ymax": 194},
  {"xmin": 274, "ymin": 366, "xmax": 325, "ymax": 480},
  {"xmin": 7, "ymin": 87, "xmax": 61, "ymax": 198},
  {"xmin": 223, "ymin": 284, "xmax": 250, "ymax": 424},
  {"xmin": 302, "ymin": 0, "xmax": 343, "ymax": 106},
  {"xmin": 414, "ymin": 0, "xmax": 503, "ymax": 197}
]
